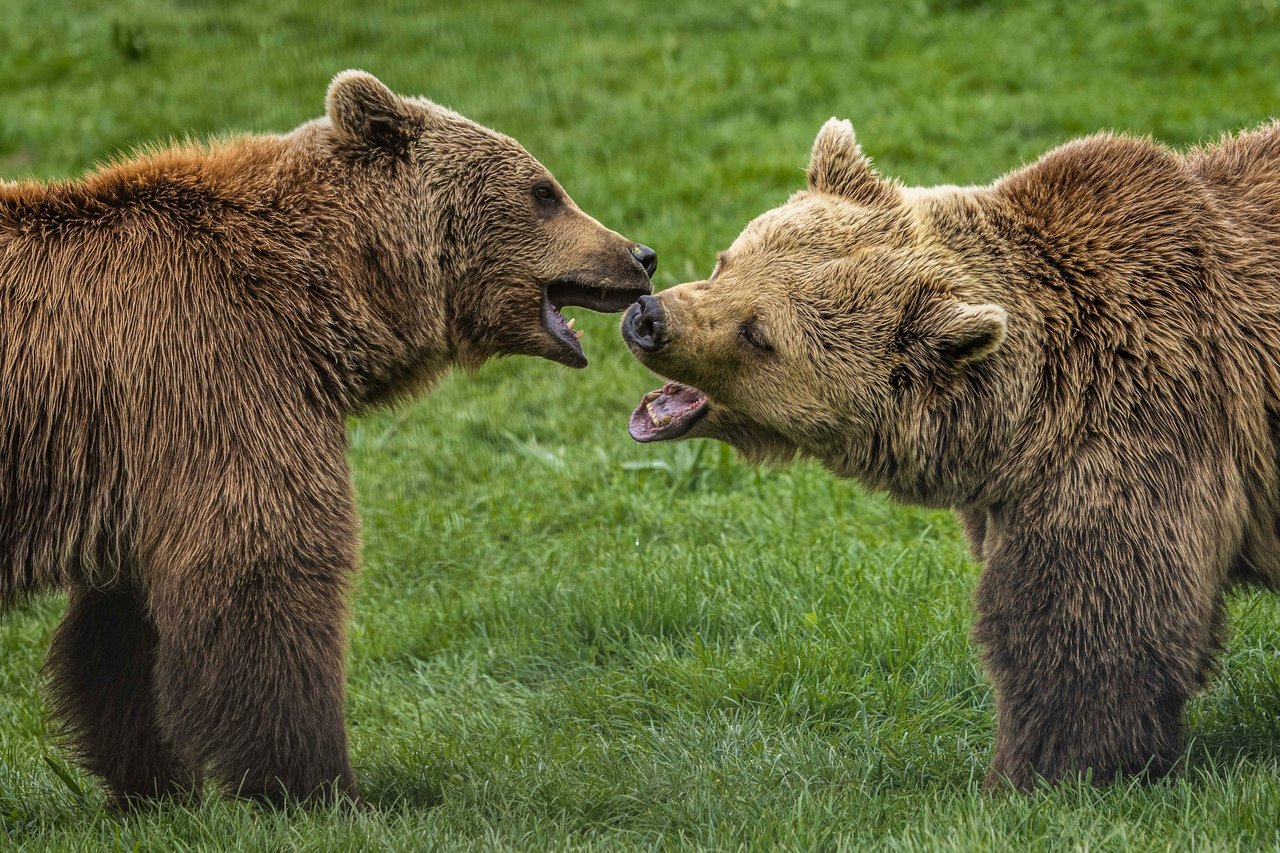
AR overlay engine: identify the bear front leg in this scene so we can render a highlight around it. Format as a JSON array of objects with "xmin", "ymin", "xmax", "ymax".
[
  {"xmin": 45, "ymin": 586, "xmax": 199, "ymax": 808},
  {"xmin": 148, "ymin": 542, "xmax": 359, "ymax": 807},
  {"xmin": 972, "ymin": 500, "xmax": 1226, "ymax": 791},
  {"xmin": 142, "ymin": 448, "xmax": 363, "ymax": 808}
]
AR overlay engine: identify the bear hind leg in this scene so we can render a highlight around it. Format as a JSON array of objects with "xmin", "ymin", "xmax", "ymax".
[{"xmin": 45, "ymin": 586, "xmax": 200, "ymax": 808}]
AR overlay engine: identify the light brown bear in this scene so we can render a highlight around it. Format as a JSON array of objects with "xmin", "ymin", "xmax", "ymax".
[
  {"xmin": 623, "ymin": 117, "xmax": 1280, "ymax": 790},
  {"xmin": 0, "ymin": 70, "xmax": 655, "ymax": 807}
]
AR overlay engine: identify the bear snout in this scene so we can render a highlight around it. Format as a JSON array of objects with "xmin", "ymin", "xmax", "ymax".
[{"xmin": 622, "ymin": 294, "xmax": 667, "ymax": 352}]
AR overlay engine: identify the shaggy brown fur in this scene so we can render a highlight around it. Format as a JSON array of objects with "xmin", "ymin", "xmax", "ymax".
[
  {"xmin": 0, "ymin": 70, "xmax": 654, "ymax": 807},
  {"xmin": 623, "ymin": 117, "xmax": 1280, "ymax": 791}
]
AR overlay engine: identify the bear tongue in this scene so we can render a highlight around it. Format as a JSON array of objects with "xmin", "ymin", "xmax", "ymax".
[{"xmin": 629, "ymin": 382, "xmax": 710, "ymax": 443}]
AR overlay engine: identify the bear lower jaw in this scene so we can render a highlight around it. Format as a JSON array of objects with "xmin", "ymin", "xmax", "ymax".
[
  {"xmin": 540, "ymin": 296, "xmax": 589, "ymax": 367},
  {"xmin": 629, "ymin": 381, "xmax": 710, "ymax": 442}
]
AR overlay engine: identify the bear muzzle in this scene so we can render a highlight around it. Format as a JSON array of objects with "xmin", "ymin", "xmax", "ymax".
[{"xmin": 539, "ymin": 251, "xmax": 654, "ymax": 368}]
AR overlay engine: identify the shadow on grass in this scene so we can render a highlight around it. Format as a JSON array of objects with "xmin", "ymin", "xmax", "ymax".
[
  {"xmin": 1184, "ymin": 721, "xmax": 1280, "ymax": 779},
  {"xmin": 359, "ymin": 766, "xmax": 446, "ymax": 812}
]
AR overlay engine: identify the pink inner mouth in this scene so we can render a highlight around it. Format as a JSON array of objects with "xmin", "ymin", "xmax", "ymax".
[{"xmin": 628, "ymin": 381, "xmax": 710, "ymax": 442}]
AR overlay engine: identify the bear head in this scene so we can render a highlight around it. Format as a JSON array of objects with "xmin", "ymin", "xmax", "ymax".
[
  {"xmin": 622, "ymin": 119, "xmax": 1009, "ymax": 498},
  {"xmin": 321, "ymin": 71, "xmax": 655, "ymax": 371}
]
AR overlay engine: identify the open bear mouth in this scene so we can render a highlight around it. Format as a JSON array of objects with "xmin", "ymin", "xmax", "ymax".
[
  {"xmin": 543, "ymin": 278, "xmax": 650, "ymax": 368},
  {"xmin": 629, "ymin": 381, "xmax": 710, "ymax": 442}
]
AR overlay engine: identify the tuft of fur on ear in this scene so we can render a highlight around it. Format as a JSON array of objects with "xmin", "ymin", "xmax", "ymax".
[
  {"xmin": 326, "ymin": 70, "xmax": 416, "ymax": 152},
  {"xmin": 807, "ymin": 118, "xmax": 894, "ymax": 206},
  {"xmin": 932, "ymin": 302, "xmax": 1008, "ymax": 363}
]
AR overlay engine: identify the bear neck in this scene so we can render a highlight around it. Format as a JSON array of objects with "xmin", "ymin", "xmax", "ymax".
[
  {"xmin": 297, "ymin": 131, "xmax": 460, "ymax": 411},
  {"xmin": 855, "ymin": 186, "xmax": 1038, "ymax": 511}
]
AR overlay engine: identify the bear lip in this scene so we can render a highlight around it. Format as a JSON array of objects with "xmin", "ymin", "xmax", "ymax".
[
  {"xmin": 541, "ymin": 277, "xmax": 650, "ymax": 368},
  {"xmin": 629, "ymin": 381, "xmax": 710, "ymax": 442}
]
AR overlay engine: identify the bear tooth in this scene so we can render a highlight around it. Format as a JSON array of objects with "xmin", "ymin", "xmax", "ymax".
[
  {"xmin": 645, "ymin": 400, "xmax": 672, "ymax": 428},
  {"xmin": 566, "ymin": 317, "xmax": 576, "ymax": 330},
  {"xmin": 574, "ymin": 329, "xmax": 583, "ymax": 339}
]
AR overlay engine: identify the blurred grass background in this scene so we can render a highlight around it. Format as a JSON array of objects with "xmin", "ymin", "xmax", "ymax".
[{"xmin": 3, "ymin": 0, "xmax": 1280, "ymax": 849}]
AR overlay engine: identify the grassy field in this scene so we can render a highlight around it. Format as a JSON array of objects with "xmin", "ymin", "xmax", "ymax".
[{"xmin": 3, "ymin": 0, "xmax": 1280, "ymax": 849}]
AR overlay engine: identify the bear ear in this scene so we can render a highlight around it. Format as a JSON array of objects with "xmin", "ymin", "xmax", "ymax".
[
  {"xmin": 928, "ymin": 301, "xmax": 1008, "ymax": 363},
  {"xmin": 807, "ymin": 118, "xmax": 894, "ymax": 206},
  {"xmin": 326, "ymin": 70, "xmax": 415, "ymax": 152}
]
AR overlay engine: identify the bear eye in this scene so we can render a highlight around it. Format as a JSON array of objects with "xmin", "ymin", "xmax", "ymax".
[
  {"xmin": 739, "ymin": 319, "xmax": 772, "ymax": 353},
  {"xmin": 532, "ymin": 181, "xmax": 559, "ymax": 204}
]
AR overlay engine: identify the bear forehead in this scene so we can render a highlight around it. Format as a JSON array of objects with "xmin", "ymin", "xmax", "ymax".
[
  {"xmin": 725, "ymin": 230, "xmax": 921, "ymax": 292},
  {"xmin": 730, "ymin": 193, "xmax": 908, "ymax": 262},
  {"xmin": 389, "ymin": 98, "xmax": 532, "ymax": 164}
]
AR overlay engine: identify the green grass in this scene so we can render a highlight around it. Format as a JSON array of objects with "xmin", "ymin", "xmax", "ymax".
[{"xmin": 4, "ymin": 0, "xmax": 1280, "ymax": 849}]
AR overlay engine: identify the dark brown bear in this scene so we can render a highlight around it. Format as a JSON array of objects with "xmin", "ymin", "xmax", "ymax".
[
  {"xmin": 623, "ymin": 116, "xmax": 1280, "ymax": 791},
  {"xmin": 0, "ymin": 70, "xmax": 654, "ymax": 807}
]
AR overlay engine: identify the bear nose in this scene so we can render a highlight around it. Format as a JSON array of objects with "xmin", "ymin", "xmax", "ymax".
[
  {"xmin": 630, "ymin": 244, "xmax": 658, "ymax": 277},
  {"xmin": 623, "ymin": 294, "xmax": 666, "ymax": 352}
]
